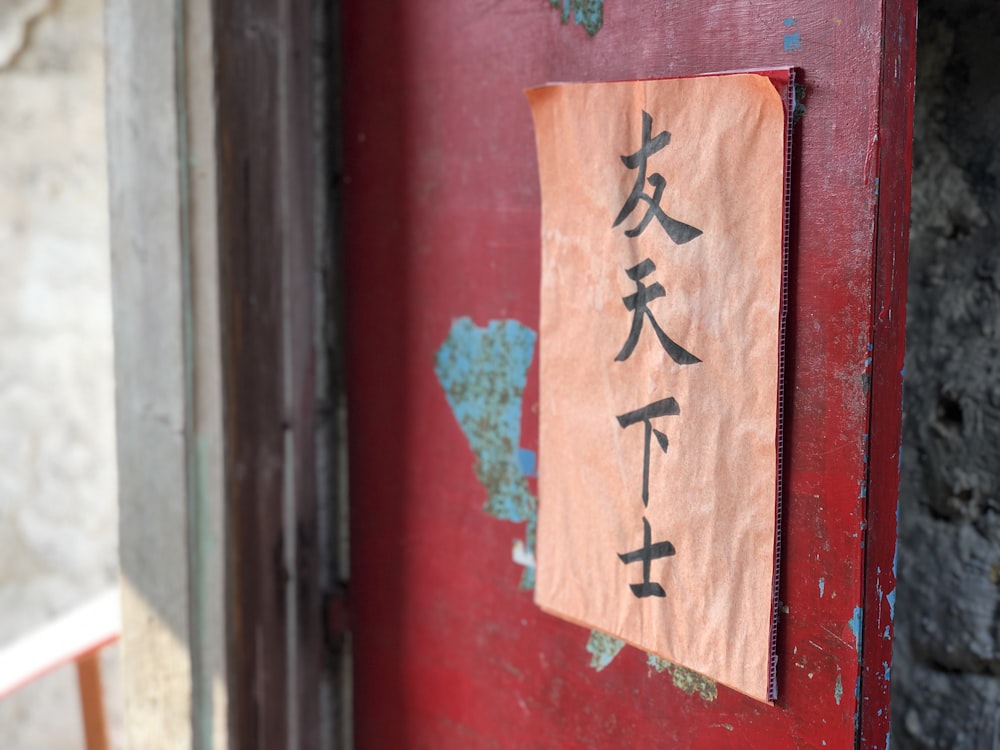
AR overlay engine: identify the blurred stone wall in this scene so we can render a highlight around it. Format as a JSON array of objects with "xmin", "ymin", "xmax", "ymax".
[
  {"xmin": 893, "ymin": 1, "xmax": 1000, "ymax": 747},
  {"xmin": 0, "ymin": 0, "xmax": 121, "ymax": 747}
]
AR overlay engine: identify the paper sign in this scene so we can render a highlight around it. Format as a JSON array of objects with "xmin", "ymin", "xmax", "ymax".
[{"xmin": 529, "ymin": 74, "xmax": 789, "ymax": 703}]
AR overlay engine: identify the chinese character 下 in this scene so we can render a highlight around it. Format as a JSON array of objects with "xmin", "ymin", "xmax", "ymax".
[{"xmin": 617, "ymin": 396, "xmax": 679, "ymax": 507}]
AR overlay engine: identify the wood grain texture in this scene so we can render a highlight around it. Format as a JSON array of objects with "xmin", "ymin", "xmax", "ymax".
[
  {"xmin": 215, "ymin": 1, "xmax": 336, "ymax": 747},
  {"xmin": 343, "ymin": 1, "xmax": 914, "ymax": 748},
  {"xmin": 860, "ymin": 1, "xmax": 917, "ymax": 748}
]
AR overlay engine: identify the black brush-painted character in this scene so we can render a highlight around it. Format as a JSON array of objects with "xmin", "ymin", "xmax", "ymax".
[
  {"xmin": 618, "ymin": 516, "xmax": 676, "ymax": 598},
  {"xmin": 616, "ymin": 259, "xmax": 701, "ymax": 365},
  {"xmin": 612, "ymin": 110, "xmax": 703, "ymax": 244},
  {"xmin": 617, "ymin": 396, "xmax": 679, "ymax": 507}
]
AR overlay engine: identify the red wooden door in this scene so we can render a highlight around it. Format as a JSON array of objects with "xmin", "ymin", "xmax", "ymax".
[{"xmin": 342, "ymin": 2, "xmax": 914, "ymax": 748}]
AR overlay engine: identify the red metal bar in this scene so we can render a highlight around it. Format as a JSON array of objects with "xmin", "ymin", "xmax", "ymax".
[{"xmin": 76, "ymin": 651, "xmax": 110, "ymax": 750}]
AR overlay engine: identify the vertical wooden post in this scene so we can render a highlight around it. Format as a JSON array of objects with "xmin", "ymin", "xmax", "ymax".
[
  {"xmin": 108, "ymin": 0, "xmax": 342, "ymax": 748},
  {"xmin": 859, "ymin": 2, "xmax": 918, "ymax": 747},
  {"xmin": 214, "ymin": 1, "xmax": 344, "ymax": 747},
  {"xmin": 76, "ymin": 652, "xmax": 109, "ymax": 750}
]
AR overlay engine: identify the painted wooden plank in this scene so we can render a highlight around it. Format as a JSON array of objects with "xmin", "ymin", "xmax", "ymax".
[
  {"xmin": 214, "ymin": 1, "xmax": 341, "ymax": 747},
  {"xmin": 343, "ymin": 1, "xmax": 914, "ymax": 747},
  {"xmin": 108, "ymin": 0, "xmax": 344, "ymax": 747},
  {"xmin": 859, "ymin": 2, "xmax": 917, "ymax": 748}
]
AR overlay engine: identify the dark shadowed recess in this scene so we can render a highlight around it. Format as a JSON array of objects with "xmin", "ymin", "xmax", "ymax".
[{"xmin": 894, "ymin": 1, "xmax": 1000, "ymax": 747}]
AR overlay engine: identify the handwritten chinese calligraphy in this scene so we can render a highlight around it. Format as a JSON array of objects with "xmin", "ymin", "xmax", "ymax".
[
  {"xmin": 612, "ymin": 111, "xmax": 703, "ymax": 244},
  {"xmin": 613, "ymin": 112, "xmax": 703, "ymax": 598},
  {"xmin": 616, "ymin": 397, "xmax": 679, "ymax": 598},
  {"xmin": 530, "ymin": 74, "xmax": 787, "ymax": 702},
  {"xmin": 616, "ymin": 259, "xmax": 701, "ymax": 365},
  {"xmin": 618, "ymin": 517, "xmax": 676, "ymax": 598}
]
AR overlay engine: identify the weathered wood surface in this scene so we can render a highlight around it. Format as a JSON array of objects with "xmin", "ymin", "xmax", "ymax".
[
  {"xmin": 215, "ymin": 1, "xmax": 341, "ymax": 748},
  {"xmin": 343, "ymin": 1, "xmax": 914, "ymax": 747}
]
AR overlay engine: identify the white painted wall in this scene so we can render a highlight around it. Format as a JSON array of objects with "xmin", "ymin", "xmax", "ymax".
[{"xmin": 0, "ymin": 0, "xmax": 121, "ymax": 746}]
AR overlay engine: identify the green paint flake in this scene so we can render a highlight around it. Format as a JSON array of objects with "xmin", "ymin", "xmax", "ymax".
[
  {"xmin": 548, "ymin": 0, "xmax": 603, "ymax": 36},
  {"xmin": 586, "ymin": 630, "xmax": 626, "ymax": 671},
  {"xmin": 669, "ymin": 664, "xmax": 719, "ymax": 701},
  {"xmin": 793, "ymin": 82, "xmax": 808, "ymax": 123},
  {"xmin": 647, "ymin": 654, "xmax": 671, "ymax": 673},
  {"xmin": 646, "ymin": 653, "xmax": 718, "ymax": 701},
  {"xmin": 834, "ymin": 672, "xmax": 844, "ymax": 705}
]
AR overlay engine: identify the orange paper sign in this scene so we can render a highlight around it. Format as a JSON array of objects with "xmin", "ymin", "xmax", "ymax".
[{"xmin": 529, "ymin": 74, "xmax": 788, "ymax": 703}]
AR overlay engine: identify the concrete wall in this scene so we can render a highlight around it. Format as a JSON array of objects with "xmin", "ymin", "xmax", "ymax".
[{"xmin": 0, "ymin": 0, "xmax": 121, "ymax": 747}]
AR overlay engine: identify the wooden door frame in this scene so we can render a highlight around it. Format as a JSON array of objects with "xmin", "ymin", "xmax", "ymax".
[
  {"xmin": 108, "ymin": 0, "xmax": 912, "ymax": 747},
  {"xmin": 107, "ymin": 1, "xmax": 346, "ymax": 748},
  {"xmin": 215, "ymin": 1, "xmax": 346, "ymax": 748}
]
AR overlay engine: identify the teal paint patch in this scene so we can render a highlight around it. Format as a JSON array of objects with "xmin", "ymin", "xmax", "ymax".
[
  {"xmin": 819, "ymin": 577, "xmax": 825, "ymax": 597},
  {"xmin": 587, "ymin": 630, "xmax": 626, "ymax": 671},
  {"xmin": 849, "ymin": 606, "xmax": 863, "ymax": 651},
  {"xmin": 436, "ymin": 317, "xmax": 538, "ymax": 588},
  {"xmin": 518, "ymin": 448, "xmax": 537, "ymax": 478},
  {"xmin": 548, "ymin": 0, "xmax": 603, "ymax": 36},
  {"xmin": 834, "ymin": 672, "xmax": 844, "ymax": 705},
  {"xmin": 887, "ymin": 587, "xmax": 896, "ymax": 621},
  {"xmin": 783, "ymin": 14, "xmax": 801, "ymax": 54},
  {"xmin": 520, "ymin": 566, "xmax": 536, "ymax": 589},
  {"xmin": 647, "ymin": 653, "xmax": 671, "ymax": 673}
]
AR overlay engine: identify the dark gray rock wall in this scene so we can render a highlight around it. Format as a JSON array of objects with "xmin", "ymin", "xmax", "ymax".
[{"xmin": 894, "ymin": 2, "xmax": 1000, "ymax": 747}]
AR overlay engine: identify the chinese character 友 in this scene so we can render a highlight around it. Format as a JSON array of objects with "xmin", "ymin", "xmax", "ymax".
[{"xmin": 613, "ymin": 110, "xmax": 703, "ymax": 245}]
